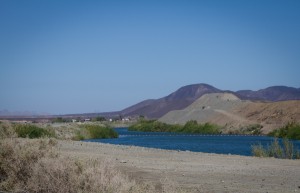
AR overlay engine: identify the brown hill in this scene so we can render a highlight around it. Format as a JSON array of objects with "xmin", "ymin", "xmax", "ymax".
[
  {"xmin": 234, "ymin": 100, "xmax": 300, "ymax": 133},
  {"xmin": 159, "ymin": 93, "xmax": 300, "ymax": 133}
]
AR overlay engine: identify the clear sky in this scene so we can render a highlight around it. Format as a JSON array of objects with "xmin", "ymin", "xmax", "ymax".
[{"xmin": 1, "ymin": 0, "xmax": 300, "ymax": 114}]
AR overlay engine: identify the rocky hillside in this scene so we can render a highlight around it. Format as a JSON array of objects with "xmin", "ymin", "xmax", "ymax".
[
  {"xmin": 159, "ymin": 93, "xmax": 253, "ymax": 127},
  {"xmin": 159, "ymin": 93, "xmax": 300, "ymax": 133}
]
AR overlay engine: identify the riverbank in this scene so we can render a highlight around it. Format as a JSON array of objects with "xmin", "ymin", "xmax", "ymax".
[{"xmin": 58, "ymin": 140, "xmax": 300, "ymax": 193}]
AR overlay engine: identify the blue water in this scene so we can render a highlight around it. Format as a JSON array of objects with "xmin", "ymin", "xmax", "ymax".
[{"xmin": 84, "ymin": 128, "xmax": 300, "ymax": 156}]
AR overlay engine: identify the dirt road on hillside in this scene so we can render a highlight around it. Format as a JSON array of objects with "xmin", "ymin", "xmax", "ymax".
[{"xmin": 58, "ymin": 140, "xmax": 300, "ymax": 193}]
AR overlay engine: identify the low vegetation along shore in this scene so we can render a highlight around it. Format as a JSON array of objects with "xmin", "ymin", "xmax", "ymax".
[
  {"xmin": 129, "ymin": 119, "xmax": 221, "ymax": 134},
  {"xmin": 1, "ymin": 121, "xmax": 118, "ymax": 141},
  {"xmin": 129, "ymin": 119, "xmax": 264, "ymax": 135},
  {"xmin": 129, "ymin": 119, "xmax": 300, "ymax": 140},
  {"xmin": 268, "ymin": 122, "xmax": 300, "ymax": 140}
]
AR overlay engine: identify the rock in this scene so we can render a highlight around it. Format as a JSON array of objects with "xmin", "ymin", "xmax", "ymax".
[{"xmin": 120, "ymin": 160, "xmax": 127, "ymax": 163}]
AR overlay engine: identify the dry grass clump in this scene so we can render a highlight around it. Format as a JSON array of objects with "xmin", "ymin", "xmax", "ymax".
[
  {"xmin": 0, "ymin": 121, "xmax": 17, "ymax": 138},
  {"xmin": 27, "ymin": 158, "xmax": 139, "ymax": 193},
  {"xmin": 0, "ymin": 138, "xmax": 58, "ymax": 191},
  {"xmin": 43, "ymin": 123, "xmax": 81, "ymax": 140},
  {"xmin": 252, "ymin": 138, "xmax": 300, "ymax": 159},
  {"xmin": 0, "ymin": 138, "xmax": 158, "ymax": 193}
]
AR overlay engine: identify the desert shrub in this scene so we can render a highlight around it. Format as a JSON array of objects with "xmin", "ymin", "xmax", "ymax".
[
  {"xmin": 268, "ymin": 138, "xmax": 284, "ymax": 158},
  {"xmin": 182, "ymin": 121, "xmax": 220, "ymax": 134},
  {"xmin": 252, "ymin": 138, "xmax": 299, "ymax": 159},
  {"xmin": 52, "ymin": 117, "xmax": 68, "ymax": 123},
  {"xmin": 242, "ymin": 124, "xmax": 262, "ymax": 135},
  {"xmin": 0, "ymin": 121, "xmax": 17, "ymax": 138},
  {"xmin": 85, "ymin": 125, "xmax": 118, "ymax": 139},
  {"xmin": 128, "ymin": 120, "xmax": 167, "ymax": 132},
  {"xmin": 252, "ymin": 143, "xmax": 268, "ymax": 157},
  {"xmin": 283, "ymin": 138, "xmax": 294, "ymax": 159},
  {"xmin": 0, "ymin": 139, "xmax": 58, "ymax": 191},
  {"xmin": 0, "ymin": 138, "xmax": 158, "ymax": 193},
  {"xmin": 227, "ymin": 124, "xmax": 263, "ymax": 135},
  {"xmin": 73, "ymin": 124, "xmax": 118, "ymax": 140},
  {"xmin": 14, "ymin": 124, "xmax": 55, "ymax": 138},
  {"xmin": 92, "ymin": 116, "xmax": 106, "ymax": 122},
  {"xmin": 268, "ymin": 122, "xmax": 300, "ymax": 140},
  {"xmin": 27, "ymin": 158, "xmax": 140, "ymax": 193},
  {"xmin": 73, "ymin": 131, "xmax": 85, "ymax": 141}
]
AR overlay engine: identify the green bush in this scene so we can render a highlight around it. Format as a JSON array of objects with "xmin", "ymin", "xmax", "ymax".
[
  {"xmin": 52, "ymin": 117, "xmax": 67, "ymax": 123},
  {"xmin": 14, "ymin": 124, "xmax": 55, "ymax": 139},
  {"xmin": 85, "ymin": 125, "xmax": 118, "ymax": 139},
  {"xmin": 73, "ymin": 132, "xmax": 85, "ymax": 141},
  {"xmin": 74, "ymin": 125, "xmax": 118, "ymax": 140},
  {"xmin": 129, "ymin": 120, "xmax": 220, "ymax": 134},
  {"xmin": 183, "ymin": 121, "xmax": 220, "ymax": 134},
  {"xmin": 252, "ymin": 138, "xmax": 299, "ymax": 159},
  {"xmin": 91, "ymin": 116, "xmax": 106, "ymax": 122},
  {"xmin": 268, "ymin": 123, "xmax": 300, "ymax": 140}
]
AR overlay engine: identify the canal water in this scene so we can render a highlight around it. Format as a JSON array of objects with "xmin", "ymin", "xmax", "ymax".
[{"xmin": 84, "ymin": 128, "xmax": 300, "ymax": 156}]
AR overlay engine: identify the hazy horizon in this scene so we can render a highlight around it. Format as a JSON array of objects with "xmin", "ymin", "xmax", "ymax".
[{"xmin": 1, "ymin": 0, "xmax": 300, "ymax": 114}]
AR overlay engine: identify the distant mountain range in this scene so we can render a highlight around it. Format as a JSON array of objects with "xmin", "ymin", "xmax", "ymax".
[
  {"xmin": 1, "ymin": 83, "xmax": 299, "ymax": 119},
  {"xmin": 119, "ymin": 84, "xmax": 300, "ymax": 119},
  {"xmin": 235, "ymin": 86, "xmax": 300, "ymax": 101},
  {"xmin": 0, "ymin": 110, "xmax": 49, "ymax": 117}
]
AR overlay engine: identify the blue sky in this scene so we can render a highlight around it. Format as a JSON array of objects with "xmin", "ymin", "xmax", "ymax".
[{"xmin": 1, "ymin": 0, "xmax": 300, "ymax": 114}]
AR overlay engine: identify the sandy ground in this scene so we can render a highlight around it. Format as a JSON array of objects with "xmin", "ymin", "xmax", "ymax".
[{"xmin": 58, "ymin": 140, "xmax": 300, "ymax": 193}]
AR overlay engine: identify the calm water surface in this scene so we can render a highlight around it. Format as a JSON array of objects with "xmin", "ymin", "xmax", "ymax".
[{"xmin": 85, "ymin": 128, "xmax": 300, "ymax": 156}]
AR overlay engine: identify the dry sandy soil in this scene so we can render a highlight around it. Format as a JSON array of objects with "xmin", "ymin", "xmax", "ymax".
[
  {"xmin": 58, "ymin": 140, "xmax": 300, "ymax": 193},
  {"xmin": 234, "ymin": 100, "xmax": 300, "ymax": 133}
]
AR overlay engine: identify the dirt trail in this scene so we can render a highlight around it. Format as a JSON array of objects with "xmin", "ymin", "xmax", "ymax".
[{"xmin": 59, "ymin": 140, "xmax": 300, "ymax": 193}]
